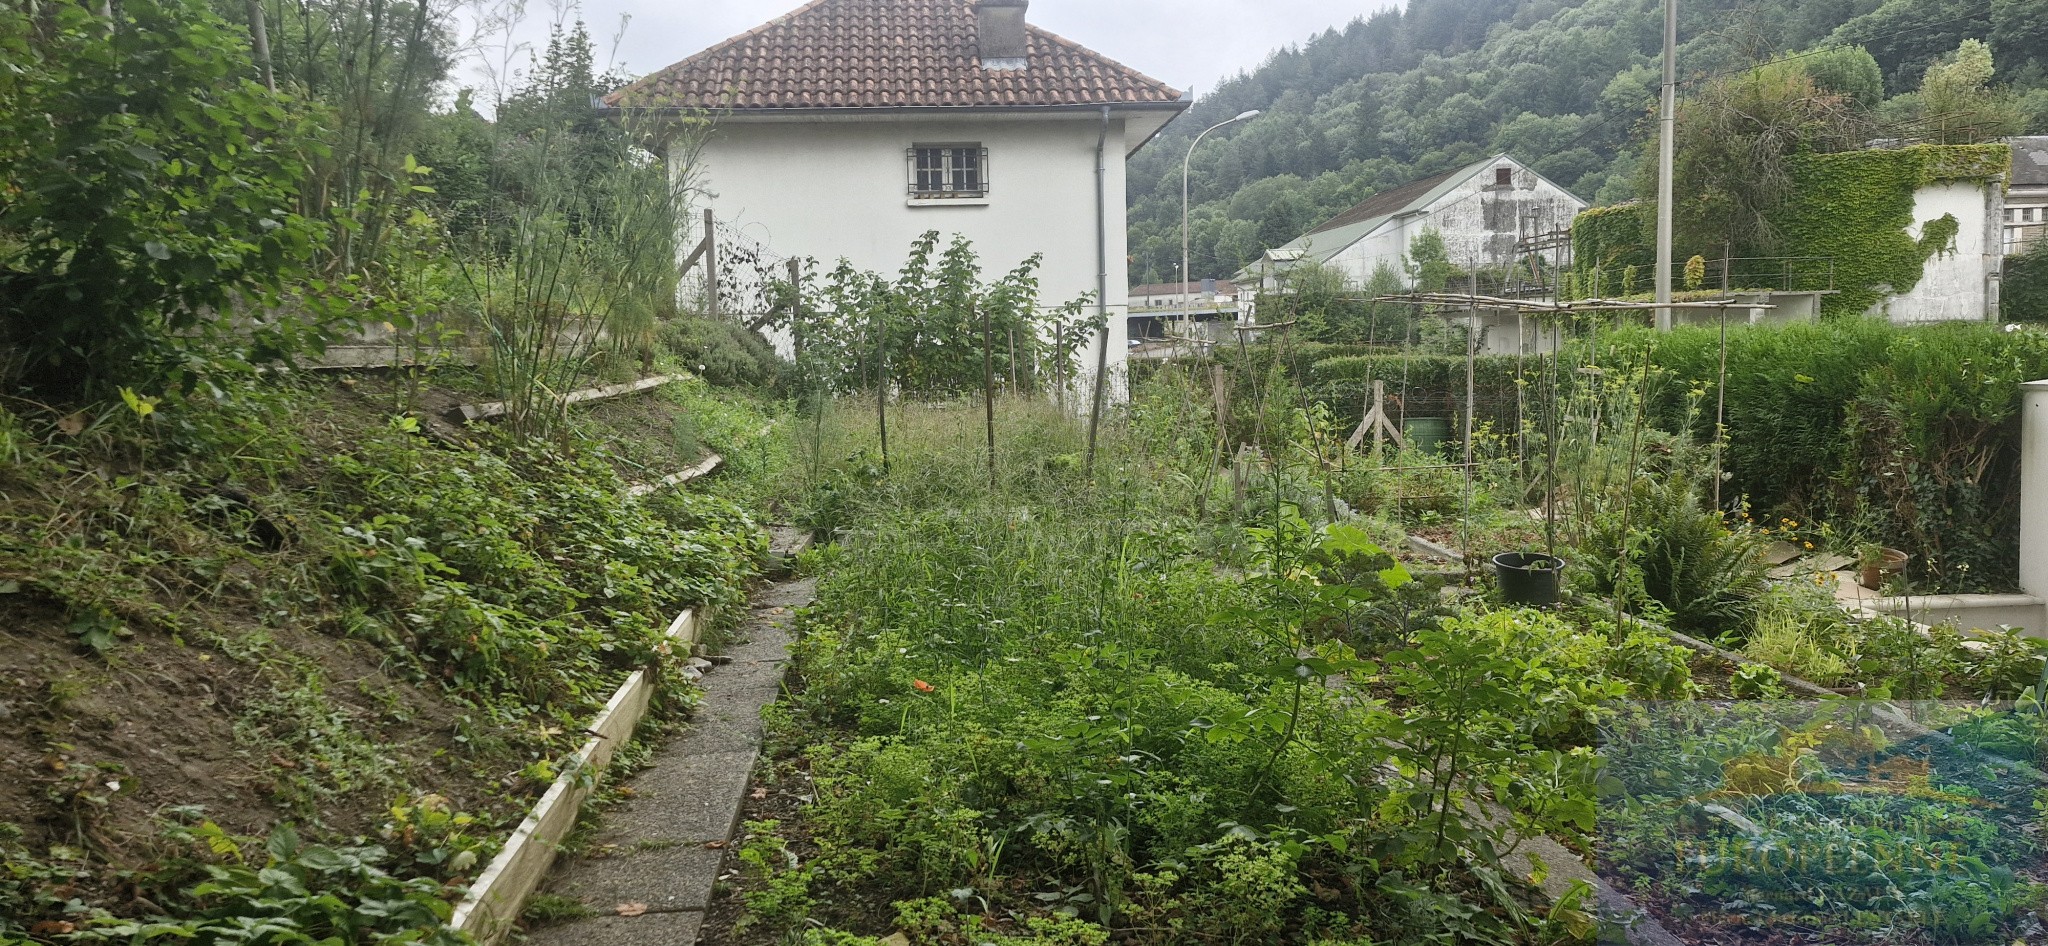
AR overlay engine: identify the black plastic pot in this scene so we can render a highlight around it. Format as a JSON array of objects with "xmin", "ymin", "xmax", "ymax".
[{"xmin": 1492, "ymin": 552, "xmax": 1565, "ymax": 606}]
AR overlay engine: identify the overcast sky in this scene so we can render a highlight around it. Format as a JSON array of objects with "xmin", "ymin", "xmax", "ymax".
[{"xmin": 465, "ymin": 0, "xmax": 1400, "ymax": 104}]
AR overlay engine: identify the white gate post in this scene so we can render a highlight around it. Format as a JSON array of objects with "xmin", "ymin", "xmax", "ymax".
[{"xmin": 2022, "ymin": 379, "xmax": 2048, "ymax": 599}]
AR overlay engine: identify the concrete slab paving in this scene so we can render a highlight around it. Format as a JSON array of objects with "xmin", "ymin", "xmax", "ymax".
[
  {"xmin": 602, "ymin": 751, "xmax": 759, "ymax": 844},
  {"xmin": 555, "ymin": 843, "xmax": 726, "ymax": 910},
  {"xmin": 520, "ymin": 575, "xmax": 815, "ymax": 946},
  {"xmin": 525, "ymin": 910, "xmax": 704, "ymax": 946}
]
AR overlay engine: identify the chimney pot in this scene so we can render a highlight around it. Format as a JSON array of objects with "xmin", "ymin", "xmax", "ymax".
[{"xmin": 976, "ymin": 0, "xmax": 1029, "ymax": 70}]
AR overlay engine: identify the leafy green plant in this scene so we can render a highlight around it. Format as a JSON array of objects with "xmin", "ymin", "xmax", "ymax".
[
  {"xmin": 68, "ymin": 821, "xmax": 465, "ymax": 945},
  {"xmin": 1730, "ymin": 662, "xmax": 1789, "ymax": 698},
  {"xmin": 1583, "ymin": 473, "xmax": 1770, "ymax": 636},
  {"xmin": 736, "ymin": 820, "xmax": 814, "ymax": 933},
  {"xmin": 0, "ymin": 0, "xmax": 332, "ymax": 395},
  {"xmin": 1743, "ymin": 599, "xmax": 1854, "ymax": 686}
]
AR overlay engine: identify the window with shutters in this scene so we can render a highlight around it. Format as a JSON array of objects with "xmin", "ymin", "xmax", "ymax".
[{"xmin": 908, "ymin": 145, "xmax": 989, "ymax": 199}]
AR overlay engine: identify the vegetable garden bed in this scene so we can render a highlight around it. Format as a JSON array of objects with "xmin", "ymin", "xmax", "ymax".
[{"xmin": 694, "ymin": 373, "xmax": 2048, "ymax": 946}]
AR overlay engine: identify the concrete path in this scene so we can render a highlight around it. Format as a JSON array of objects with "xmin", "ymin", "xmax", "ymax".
[{"xmin": 525, "ymin": 574, "xmax": 815, "ymax": 946}]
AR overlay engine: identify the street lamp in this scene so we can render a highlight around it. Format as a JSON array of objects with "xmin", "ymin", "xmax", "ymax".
[{"xmin": 1181, "ymin": 109, "xmax": 1260, "ymax": 353}]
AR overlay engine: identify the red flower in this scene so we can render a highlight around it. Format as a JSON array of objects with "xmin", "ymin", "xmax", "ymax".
[{"xmin": 912, "ymin": 679, "xmax": 935, "ymax": 693}]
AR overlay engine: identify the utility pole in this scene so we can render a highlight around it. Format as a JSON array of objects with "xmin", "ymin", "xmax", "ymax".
[{"xmin": 1654, "ymin": 0, "xmax": 1677, "ymax": 331}]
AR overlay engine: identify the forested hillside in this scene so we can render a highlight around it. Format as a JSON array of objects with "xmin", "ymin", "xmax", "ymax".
[{"xmin": 1129, "ymin": 0, "xmax": 2048, "ymax": 284}]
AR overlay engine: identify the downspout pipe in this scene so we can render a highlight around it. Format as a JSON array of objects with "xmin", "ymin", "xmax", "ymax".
[{"xmin": 1085, "ymin": 105, "xmax": 1111, "ymax": 475}]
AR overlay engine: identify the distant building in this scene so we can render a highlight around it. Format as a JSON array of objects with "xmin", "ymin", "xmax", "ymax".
[
  {"xmin": 605, "ymin": 0, "xmax": 1190, "ymax": 387},
  {"xmin": 1129, "ymin": 279, "xmax": 1240, "ymax": 311},
  {"xmin": 1125, "ymin": 279, "xmax": 1239, "ymax": 353},
  {"xmin": 2005, "ymin": 136, "xmax": 2048, "ymax": 255},
  {"xmin": 1240, "ymin": 154, "xmax": 1586, "ymax": 293}
]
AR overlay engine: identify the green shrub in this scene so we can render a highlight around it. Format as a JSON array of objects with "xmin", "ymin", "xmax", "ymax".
[
  {"xmin": 1843, "ymin": 323, "xmax": 2048, "ymax": 589},
  {"xmin": 1585, "ymin": 319, "xmax": 2048, "ymax": 593},
  {"xmin": 1583, "ymin": 475, "xmax": 1770, "ymax": 636},
  {"xmin": 0, "ymin": 0, "xmax": 332, "ymax": 395},
  {"xmin": 659, "ymin": 316, "xmax": 785, "ymax": 388},
  {"xmin": 2006, "ymin": 244, "xmax": 2048, "ymax": 322}
]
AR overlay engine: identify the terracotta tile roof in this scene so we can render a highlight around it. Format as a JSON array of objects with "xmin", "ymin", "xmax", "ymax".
[{"xmin": 605, "ymin": 0, "xmax": 1183, "ymax": 110}]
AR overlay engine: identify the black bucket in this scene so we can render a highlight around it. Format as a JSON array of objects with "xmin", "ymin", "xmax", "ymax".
[{"xmin": 1492, "ymin": 552, "xmax": 1565, "ymax": 606}]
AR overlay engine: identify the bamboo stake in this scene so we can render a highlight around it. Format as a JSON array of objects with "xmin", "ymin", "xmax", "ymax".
[
  {"xmin": 1462, "ymin": 272, "xmax": 1478, "ymax": 581},
  {"xmin": 873, "ymin": 303, "xmax": 888, "ymax": 474},
  {"xmin": 980, "ymin": 300, "xmax": 997, "ymax": 491},
  {"xmin": 1713, "ymin": 303, "xmax": 1729, "ymax": 511}
]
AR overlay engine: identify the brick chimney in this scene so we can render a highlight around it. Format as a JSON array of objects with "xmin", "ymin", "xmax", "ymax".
[{"xmin": 975, "ymin": 0, "xmax": 1029, "ymax": 70}]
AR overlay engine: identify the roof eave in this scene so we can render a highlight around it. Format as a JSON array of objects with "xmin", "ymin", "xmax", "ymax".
[{"xmin": 601, "ymin": 100, "xmax": 1191, "ymax": 119}]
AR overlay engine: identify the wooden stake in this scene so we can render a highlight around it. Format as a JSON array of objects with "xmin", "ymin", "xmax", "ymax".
[
  {"xmin": 1347, "ymin": 379, "xmax": 1404, "ymax": 452},
  {"xmin": 703, "ymin": 209, "xmax": 721, "ymax": 318},
  {"xmin": 872, "ymin": 304, "xmax": 888, "ymax": 474},
  {"xmin": 787, "ymin": 259, "xmax": 804, "ymax": 369},
  {"xmin": 981, "ymin": 300, "xmax": 997, "ymax": 491}
]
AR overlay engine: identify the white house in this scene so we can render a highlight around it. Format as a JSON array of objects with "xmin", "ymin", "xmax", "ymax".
[
  {"xmin": 2004, "ymin": 136, "xmax": 2048, "ymax": 256},
  {"xmin": 603, "ymin": 0, "xmax": 1189, "ymax": 388},
  {"xmin": 1242, "ymin": 154, "xmax": 1586, "ymax": 292}
]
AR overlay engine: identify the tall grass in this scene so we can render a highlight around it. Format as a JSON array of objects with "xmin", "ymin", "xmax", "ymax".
[{"xmin": 448, "ymin": 15, "xmax": 707, "ymax": 439}]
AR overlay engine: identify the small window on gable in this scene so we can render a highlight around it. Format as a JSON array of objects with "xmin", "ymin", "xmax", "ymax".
[
  {"xmin": 908, "ymin": 145, "xmax": 990, "ymax": 199},
  {"xmin": 1494, "ymin": 167, "xmax": 1515, "ymax": 188}
]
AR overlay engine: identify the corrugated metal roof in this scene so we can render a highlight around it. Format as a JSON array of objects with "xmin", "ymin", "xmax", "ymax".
[{"xmin": 1269, "ymin": 155, "xmax": 1507, "ymax": 264}]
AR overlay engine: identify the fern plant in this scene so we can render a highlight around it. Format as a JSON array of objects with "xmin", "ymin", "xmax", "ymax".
[{"xmin": 1584, "ymin": 474, "xmax": 1770, "ymax": 637}]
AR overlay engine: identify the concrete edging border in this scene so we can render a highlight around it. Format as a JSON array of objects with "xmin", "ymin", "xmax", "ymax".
[
  {"xmin": 627, "ymin": 453, "xmax": 724, "ymax": 499},
  {"xmin": 447, "ymin": 606, "xmax": 714, "ymax": 945},
  {"xmin": 455, "ymin": 374, "xmax": 690, "ymax": 424}
]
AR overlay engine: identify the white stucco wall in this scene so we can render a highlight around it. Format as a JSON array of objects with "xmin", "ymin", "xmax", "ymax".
[
  {"xmin": 1865, "ymin": 179, "xmax": 2004, "ymax": 324},
  {"xmin": 1322, "ymin": 163, "xmax": 1584, "ymax": 287},
  {"xmin": 2022, "ymin": 380, "xmax": 2048, "ymax": 602},
  {"xmin": 677, "ymin": 114, "xmax": 1131, "ymax": 386}
]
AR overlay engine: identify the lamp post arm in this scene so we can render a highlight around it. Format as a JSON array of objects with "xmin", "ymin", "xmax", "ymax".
[{"xmin": 1180, "ymin": 110, "xmax": 1260, "ymax": 351}]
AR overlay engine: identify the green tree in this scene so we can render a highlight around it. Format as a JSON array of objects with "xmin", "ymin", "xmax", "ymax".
[
  {"xmin": 251, "ymin": 0, "xmax": 456, "ymax": 276},
  {"xmin": 0, "ymin": 0, "xmax": 329, "ymax": 395},
  {"xmin": 1645, "ymin": 62, "xmax": 1860, "ymax": 260},
  {"xmin": 1404, "ymin": 229, "xmax": 1463, "ymax": 293},
  {"xmin": 1799, "ymin": 46, "xmax": 1886, "ymax": 111},
  {"xmin": 811, "ymin": 233, "xmax": 1080, "ymax": 398},
  {"xmin": 1913, "ymin": 39, "xmax": 2027, "ymax": 142}
]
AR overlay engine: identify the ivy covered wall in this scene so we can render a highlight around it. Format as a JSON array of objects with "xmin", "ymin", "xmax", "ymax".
[
  {"xmin": 1569, "ymin": 203, "xmax": 1655, "ymax": 298},
  {"xmin": 1570, "ymin": 143, "xmax": 2011, "ymax": 318},
  {"xmin": 1775, "ymin": 144, "xmax": 2008, "ymax": 317}
]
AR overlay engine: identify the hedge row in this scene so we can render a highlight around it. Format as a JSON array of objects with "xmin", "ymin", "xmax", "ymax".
[
  {"xmin": 1307, "ymin": 354, "xmax": 1527, "ymax": 435},
  {"xmin": 1592, "ymin": 319, "xmax": 2048, "ymax": 592},
  {"xmin": 1226, "ymin": 318, "xmax": 2048, "ymax": 592}
]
